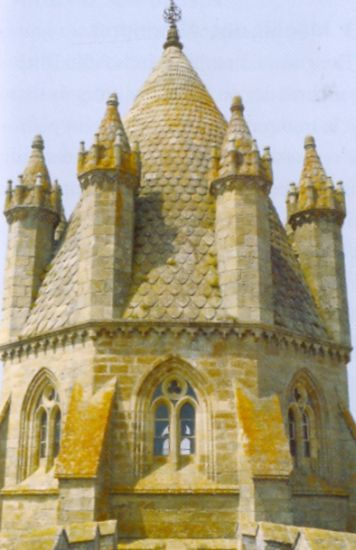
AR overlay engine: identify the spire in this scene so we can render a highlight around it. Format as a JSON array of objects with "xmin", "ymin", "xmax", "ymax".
[
  {"xmin": 4, "ymin": 134, "xmax": 62, "ymax": 224},
  {"xmin": 300, "ymin": 135, "xmax": 328, "ymax": 190},
  {"xmin": 97, "ymin": 93, "xmax": 130, "ymax": 152},
  {"xmin": 77, "ymin": 93, "xmax": 141, "ymax": 177},
  {"xmin": 22, "ymin": 134, "xmax": 51, "ymax": 189},
  {"xmin": 163, "ymin": 0, "xmax": 183, "ymax": 50},
  {"xmin": 214, "ymin": 96, "xmax": 272, "ymax": 185},
  {"xmin": 287, "ymin": 136, "xmax": 345, "ymax": 225}
]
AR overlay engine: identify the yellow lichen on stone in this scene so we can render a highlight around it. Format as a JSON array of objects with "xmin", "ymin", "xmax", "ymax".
[
  {"xmin": 288, "ymin": 135, "xmax": 345, "ymax": 220},
  {"xmin": 77, "ymin": 93, "xmax": 140, "ymax": 178},
  {"xmin": 21, "ymin": 135, "xmax": 51, "ymax": 189},
  {"xmin": 236, "ymin": 387, "xmax": 293, "ymax": 477},
  {"xmin": 55, "ymin": 379, "xmax": 115, "ymax": 478}
]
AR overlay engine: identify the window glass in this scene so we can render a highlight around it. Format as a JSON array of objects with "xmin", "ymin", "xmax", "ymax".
[
  {"xmin": 179, "ymin": 402, "xmax": 195, "ymax": 455},
  {"xmin": 154, "ymin": 404, "xmax": 170, "ymax": 456},
  {"xmin": 302, "ymin": 412, "xmax": 311, "ymax": 457},
  {"xmin": 288, "ymin": 408, "xmax": 297, "ymax": 457},
  {"xmin": 53, "ymin": 410, "xmax": 62, "ymax": 458},
  {"xmin": 39, "ymin": 410, "xmax": 47, "ymax": 459}
]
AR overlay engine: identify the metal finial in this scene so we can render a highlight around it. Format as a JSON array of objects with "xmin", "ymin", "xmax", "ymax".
[{"xmin": 163, "ymin": 1, "xmax": 182, "ymax": 27}]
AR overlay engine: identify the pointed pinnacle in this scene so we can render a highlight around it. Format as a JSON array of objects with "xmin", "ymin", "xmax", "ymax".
[
  {"xmin": 304, "ymin": 135, "xmax": 316, "ymax": 150},
  {"xmin": 107, "ymin": 92, "xmax": 119, "ymax": 107},
  {"xmin": 231, "ymin": 96, "xmax": 244, "ymax": 113},
  {"xmin": 32, "ymin": 134, "xmax": 44, "ymax": 151}
]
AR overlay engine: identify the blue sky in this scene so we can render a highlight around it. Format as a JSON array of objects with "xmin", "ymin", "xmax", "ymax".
[{"xmin": 0, "ymin": 0, "xmax": 355, "ymax": 415}]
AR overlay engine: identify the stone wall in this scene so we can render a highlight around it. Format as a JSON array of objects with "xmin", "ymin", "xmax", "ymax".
[{"xmin": 0, "ymin": 322, "xmax": 354, "ymax": 536}]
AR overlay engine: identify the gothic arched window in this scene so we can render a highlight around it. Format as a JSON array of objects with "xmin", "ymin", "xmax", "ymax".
[
  {"xmin": 53, "ymin": 408, "xmax": 62, "ymax": 459},
  {"xmin": 18, "ymin": 371, "xmax": 62, "ymax": 481},
  {"xmin": 179, "ymin": 402, "xmax": 195, "ymax": 455},
  {"xmin": 39, "ymin": 409, "xmax": 48, "ymax": 459},
  {"xmin": 288, "ymin": 408, "xmax": 297, "ymax": 457},
  {"xmin": 302, "ymin": 411, "xmax": 311, "ymax": 458},
  {"xmin": 34, "ymin": 384, "xmax": 61, "ymax": 470},
  {"xmin": 151, "ymin": 375, "xmax": 198, "ymax": 462},
  {"xmin": 287, "ymin": 381, "xmax": 318, "ymax": 469},
  {"xmin": 154, "ymin": 403, "xmax": 170, "ymax": 456}
]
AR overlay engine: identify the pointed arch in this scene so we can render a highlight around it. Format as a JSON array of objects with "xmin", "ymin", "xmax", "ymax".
[
  {"xmin": 18, "ymin": 368, "xmax": 61, "ymax": 481},
  {"xmin": 133, "ymin": 356, "xmax": 213, "ymax": 479},
  {"xmin": 286, "ymin": 368, "xmax": 328, "ymax": 420},
  {"xmin": 134, "ymin": 355, "xmax": 210, "ymax": 406},
  {"xmin": 285, "ymin": 368, "xmax": 327, "ymax": 473},
  {"xmin": 178, "ymin": 400, "xmax": 196, "ymax": 456}
]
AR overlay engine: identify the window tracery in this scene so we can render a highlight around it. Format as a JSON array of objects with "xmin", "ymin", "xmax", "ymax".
[
  {"xmin": 34, "ymin": 383, "xmax": 61, "ymax": 470},
  {"xmin": 18, "ymin": 370, "xmax": 61, "ymax": 480},
  {"xmin": 287, "ymin": 381, "xmax": 318, "ymax": 469},
  {"xmin": 134, "ymin": 358, "xmax": 213, "ymax": 480},
  {"xmin": 151, "ymin": 374, "xmax": 198, "ymax": 463}
]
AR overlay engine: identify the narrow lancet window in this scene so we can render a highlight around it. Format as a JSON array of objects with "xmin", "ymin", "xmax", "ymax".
[
  {"xmin": 154, "ymin": 403, "xmax": 170, "ymax": 456},
  {"xmin": 20, "ymin": 373, "xmax": 62, "ymax": 480},
  {"xmin": 302, "ymin": 411, "xmax": 311, "ymax": 457},
  {"xmin": 179, "ymin": 402, "xmax": 195, "ymax": 455},
  {"xmin": 150, "ymin": 376, "xmax": 198, "ymax": 464},
  {"xmin": 288, "ymin": 408, "xmax": 297, "ymax": 457},
  {"xmin": 287, "ymin": 380, "xmax": 320, "ymax": 470},
  {"xmin": 53, "ymin": 409, "xmax": 61, "ymax": 458},
  {"xmin": 39, "ymin": 410, "xmax": 47, "ymax": 459}
]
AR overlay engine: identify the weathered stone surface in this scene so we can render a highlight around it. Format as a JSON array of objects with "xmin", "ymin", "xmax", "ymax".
[{"xmin": 0, "ymin": 12, "xmax": 354, "ymax": 550}]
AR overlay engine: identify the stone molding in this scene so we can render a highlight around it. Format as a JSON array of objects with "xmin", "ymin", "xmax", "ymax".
[
  {"xmin": 210, "ymin": 174, "xmax": 271, "ymax": 197},
  {"xmin": 4, "ymin": 205, "xmax": 60, "ymax": 226},
  {"xmin": 78, "ymin": 169, "xmax": 139, "ymax": 192},
  {"xmin": 289, "ymin": 207, "xmax": 345, "ymax": 230},
  {"xmin": 0, "ymin": 488, "xmax": 59, "ymax": 496},
  {"xmin": 0, "ymin": 321, "xmax": 350, "ymax": 362},
  {"xmin": 110, "ymin": 486, "xmax": 239, "ymax": 495},
  {"xmin": 291, "ymin": 486, "xmax": 349, "ymax": 497}
]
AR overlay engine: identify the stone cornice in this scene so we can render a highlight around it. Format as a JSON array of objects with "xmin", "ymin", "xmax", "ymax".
[
  {"xmin": 110, "ymin": 485, "xmax": 239, "ymax": 495},
  {"xmin": 0, "ymin": 320, "xmax": 350, "ymax": 363},
  {"xmin": 210, "ymin": 174, "xmax": 271, "ymax": 197},
  {"xmin": 291, "ymin": 486, "xmax": 349, "ymax": 497},
  {"xmin": 78, "ymin": 168, "xmax": 139, "ymax": 192},
  {"xmin": 288, "ymin": 207, "xmax": 345, "ymax": 230},
  {"xmin": 0, "ymin": 487, "xmax": 59, "ymax": 496},
  {"xmin": 4, "ymin": 204, "xmax": 60, "ymax": 226}
]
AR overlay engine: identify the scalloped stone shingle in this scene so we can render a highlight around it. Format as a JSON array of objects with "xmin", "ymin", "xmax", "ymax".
[{"xmin": 22, "ymin": 43, "xmax": 326, "ymax": 339}]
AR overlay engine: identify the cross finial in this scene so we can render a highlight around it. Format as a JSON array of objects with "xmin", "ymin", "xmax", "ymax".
[
  {"xmin": 163, "ymin": 0, "xmax": 182, "ymax": 27},
  {"xmin": 163, "ymin": 1, "xmax": 183, "ymax": 50}
]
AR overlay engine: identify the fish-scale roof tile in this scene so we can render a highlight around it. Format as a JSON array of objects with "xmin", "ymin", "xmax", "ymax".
[{"xmin": 20, "ymin": 43, "xmax": 326, "ymax": 339}]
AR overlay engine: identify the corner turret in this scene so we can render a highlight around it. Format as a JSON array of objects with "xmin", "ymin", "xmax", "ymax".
[
  {"xmin": 210, "ymin": 97, "xmax": 274, "ymax": 324},
  {"xmin": 1, "ymin": 136, "xmax": 62, "ymax": 341},
  {"xmin": 76, "ymin": 93, "xmax": 140, "ymax": 321},
  {"xmin": 287, "ymin": 136, "xmax": 350, "ymax": 346}
]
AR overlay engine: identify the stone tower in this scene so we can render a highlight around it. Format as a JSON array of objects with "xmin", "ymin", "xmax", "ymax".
[{"xmin": 0, "ymin": 3, "xmax": 355, "ymax": 549}]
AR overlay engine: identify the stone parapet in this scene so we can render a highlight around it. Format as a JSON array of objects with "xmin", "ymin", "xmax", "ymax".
[{"xmin": 0, "ymin": 520, "xmax": 117, "ymax": 550}]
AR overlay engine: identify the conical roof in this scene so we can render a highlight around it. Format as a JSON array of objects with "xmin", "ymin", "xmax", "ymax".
[
  {"xmin": 220, "ymin": 96, "xmax": 254, "ymax": 165},
  {"xmin": 97, "ymin": 93, "xmax": 130, "ymax": 152},
  {"xmin": 298, "ymin": 135, "xmax": 329, "ymax": 209},
  {"xmin": 22, "ymin": 37, "xmax": 326, "ymax": 339},
  {"xmin": 123, "ymin": 44, "xmax": 227, "ymax": 322},
  {"xmin": 22, "ymin": 135, "xmax": 51, "ymax": 189},
  {"xmin": 77, "ymin": 93, "xmax": 133, "ymax": 174}
]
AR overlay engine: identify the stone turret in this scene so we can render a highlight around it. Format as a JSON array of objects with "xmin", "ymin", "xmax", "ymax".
[
  {"xmin": 76, "ymin": 93, "xmax": 140, "ymax": 321},
  {"xmin": 1, "ymin": 135, "xmax": 62, "ymax": 342},
  {"xmin": 287, "ymin": 136, "xmax": 350, "ymax": 347},
  {"xmin": 210, "ymin": 96, "xmax": 274, "ymax": 324}
]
